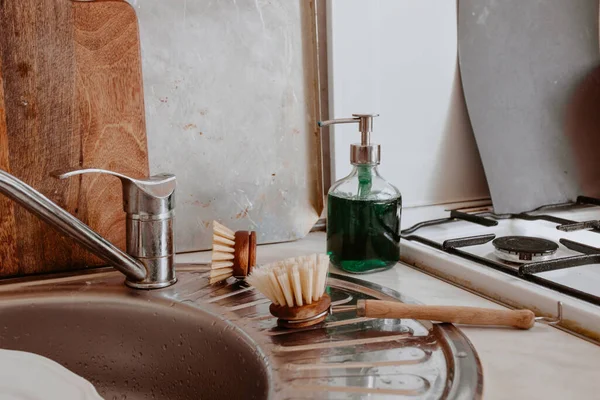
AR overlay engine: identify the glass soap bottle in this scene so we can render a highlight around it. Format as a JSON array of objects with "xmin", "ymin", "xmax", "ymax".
[{"xmin": 319, "ymin": 114, "xmax": 402, "ymax": 274}]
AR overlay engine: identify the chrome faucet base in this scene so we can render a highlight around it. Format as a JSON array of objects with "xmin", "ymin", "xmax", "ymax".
[
  {"xmin": 125, "ymin": 277, "xmax": 177, "ymax": 290},
  {"xmin": 125, "ymin": 256, "xmax": 177, "ymax": 289}
]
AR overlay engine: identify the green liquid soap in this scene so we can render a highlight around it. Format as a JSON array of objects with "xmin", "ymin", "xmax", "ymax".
[{"xmin": 327, "ymin": 193, "xmax": 402, "ymax": 274}]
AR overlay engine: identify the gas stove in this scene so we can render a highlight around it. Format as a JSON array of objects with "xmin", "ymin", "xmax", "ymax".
[{"xmin": 400, "ymin": 196, "xmax": 600, "ymax": 341}]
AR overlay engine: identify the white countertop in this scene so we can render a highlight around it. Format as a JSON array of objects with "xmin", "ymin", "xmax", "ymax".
[{"xmin": 178, "ymin": 232, "xmax": 600, "ymax": 399}]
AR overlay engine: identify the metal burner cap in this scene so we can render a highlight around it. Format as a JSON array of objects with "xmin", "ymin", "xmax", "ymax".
[{"xmin": 492, "ymin": 236, "xmax": 558, "ymax": 263}]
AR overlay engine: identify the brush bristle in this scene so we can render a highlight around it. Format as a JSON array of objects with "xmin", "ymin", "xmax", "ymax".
[
  {"xmin": 246, "ymin": 254, "xmax": 330, "ymax": 307},
  {"xmin": 210, "ymin": 221, "xmax": 236, "ymax": 283}
]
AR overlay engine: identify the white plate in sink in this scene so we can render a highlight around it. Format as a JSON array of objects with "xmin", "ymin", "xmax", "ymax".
[{"xmin": 0, "ymin": 349, "xmax": 102, "ymax": 400}]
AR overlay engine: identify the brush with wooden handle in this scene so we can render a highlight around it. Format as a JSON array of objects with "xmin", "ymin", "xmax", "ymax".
[
  {"xmin": 246, "ymin": 254, "xmax": 536, "ymax": 329},
  {"xmin": 210, "ymin": 221, "xmax": 257, "ymax": 284}
]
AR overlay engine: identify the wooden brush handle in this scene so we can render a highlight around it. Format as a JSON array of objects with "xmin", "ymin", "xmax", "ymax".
[
  {"xmin": 357, "ymin": 300, "xmax": 535, "ymax": 329},
  {"xmin": 233, "ymin": 231, "xmax": 250, "ymax": 277},
  {"xmin": 233, "ymin": 230, "xmax": 257, "ymax": 278},
  {"xmin": 248, "ymin": 231, "xmax": 257, "ymax": 274}
]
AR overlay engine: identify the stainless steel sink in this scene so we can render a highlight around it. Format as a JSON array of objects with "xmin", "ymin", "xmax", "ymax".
[
  {"xmin": 0, "ymin": 270, "xmax": 271, "ymax": 400},
  {"xmin": 0, "ymin": 265, "xmax": 483, "ymax": 399}
]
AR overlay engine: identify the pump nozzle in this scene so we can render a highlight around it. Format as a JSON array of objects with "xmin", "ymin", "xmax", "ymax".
[{"xmin": 318, "ymin": 113, "xmax": 380, "ymax": 165}]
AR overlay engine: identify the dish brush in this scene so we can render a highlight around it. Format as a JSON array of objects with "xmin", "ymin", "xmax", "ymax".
[
  {"xmin": 246, "ymin": 254, "xmax": 331, "ymax": 327},
  {"xmin": 246, "ymin": 254, "xmax": 536, "ymax": 329},
  {"xmin": 210, "ymin": 221, "xmax": 256, "ymax": 284}
]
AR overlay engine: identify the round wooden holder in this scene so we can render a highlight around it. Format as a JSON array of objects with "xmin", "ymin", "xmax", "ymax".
[
  {"xmin": 269, "ymin": 294, "xmax": 332, "ymax": 329},
  {"xmin": 233, "ymin": 231, "xmax": 256, "ymax": 278}
]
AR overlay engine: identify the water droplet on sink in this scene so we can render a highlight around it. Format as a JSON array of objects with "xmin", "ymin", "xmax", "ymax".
[{"xmin": 457, "ymin": 351, "xmax": 467, "ymax": 358}]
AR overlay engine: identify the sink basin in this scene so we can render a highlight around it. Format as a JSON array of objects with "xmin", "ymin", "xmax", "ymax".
[{"xmin": 0, "ymin": 277, "xmax": 270, "ymax": 400}]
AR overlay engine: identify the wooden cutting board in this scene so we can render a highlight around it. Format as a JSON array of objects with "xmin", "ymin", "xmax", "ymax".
[{"xmin": 0, "ymin": 0, "xmax": 149, "ymax": 277}]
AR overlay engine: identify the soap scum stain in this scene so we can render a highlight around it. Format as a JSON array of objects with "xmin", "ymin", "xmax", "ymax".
[
  {"xmin": 190, "ymin": 200, "xmax": 211, "ymax": 208},
  {"xmin": 232, "ymin": 192, "xmax": 258, "ymax": 228},
  {"xmin": 236, "ymin": 207, "xmax": 250, "ymax": 219}
]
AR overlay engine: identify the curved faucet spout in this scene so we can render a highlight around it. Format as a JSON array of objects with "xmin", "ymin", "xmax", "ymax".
[{"xmin": 0, "ymin": 170, "xmax": 147, "ymax": 282}]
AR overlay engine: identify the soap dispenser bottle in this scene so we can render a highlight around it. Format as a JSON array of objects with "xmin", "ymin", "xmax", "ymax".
[{"xmin": 319, "ymin": 114, "xmax": 402, "ymax": 274}]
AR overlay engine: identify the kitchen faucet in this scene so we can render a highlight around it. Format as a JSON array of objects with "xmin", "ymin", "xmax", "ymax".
[{"xmin": 0, "ymin": 168, "xmax": 176, "ymax": 289}]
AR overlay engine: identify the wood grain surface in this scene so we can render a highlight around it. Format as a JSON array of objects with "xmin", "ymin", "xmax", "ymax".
[
  {"xmin": 0, "ymin": 0, "xmax": 148, "ymax": 277},
  {"xmin": 359, "ymin": 300, "xmax": 536, "ymax": 330},
  {"xmin": 0, "ymin": 59, "xmax": 18, "ymax": 274},
  {"xmin": 233, "ymin": 231, "xmax": 250, "ymax": 278}
]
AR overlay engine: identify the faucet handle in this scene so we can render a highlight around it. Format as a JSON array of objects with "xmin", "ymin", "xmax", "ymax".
[
  {"xmin": 52, "ymin": 167, "xmax": 177, "ymax": 288},
  {"xmin": 51, "ymin": 168, "xmax": 176, "ymax": 217}
]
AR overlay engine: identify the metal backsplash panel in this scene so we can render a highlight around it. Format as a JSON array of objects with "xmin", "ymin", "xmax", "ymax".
[
  {"xmin": 459, "ymin": 0, "xmax": 600, "ymax": 214},
  {"xmin": 129, "ymin": 0, "xmax": 323, "ymax": 251}
]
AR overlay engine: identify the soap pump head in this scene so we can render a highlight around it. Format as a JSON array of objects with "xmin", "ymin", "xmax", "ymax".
[{"xmin": 318, "ymin": 113, "xmax": 380, "ymax": 165}]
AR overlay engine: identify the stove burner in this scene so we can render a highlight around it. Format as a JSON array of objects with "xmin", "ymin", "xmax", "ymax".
[{"xmin": 492, "ymin": 236, "xmax": 558, "ymax": 263}]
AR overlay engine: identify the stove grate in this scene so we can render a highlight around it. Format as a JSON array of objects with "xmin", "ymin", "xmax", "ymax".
[{"xmin": 401, "ymin": 196, "xmax": 600, "ymax": 306}]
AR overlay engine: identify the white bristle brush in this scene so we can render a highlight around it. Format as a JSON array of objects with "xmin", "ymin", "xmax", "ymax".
[
  {"xmin": 247, "ymin": 254, "xmax": 537, "ymax": 330},
  {"xmin": 246, "ymin": 254, "xmax": 330, "ymax": 308},
  {"xmin": 210, "ymin": 221, "xmax": 256, "ymax": 284}
]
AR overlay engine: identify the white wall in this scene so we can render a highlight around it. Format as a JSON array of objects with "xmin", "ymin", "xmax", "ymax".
[{"xmin": 327, "ymin": 0, "xmax": 489, "ymax": 207}]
